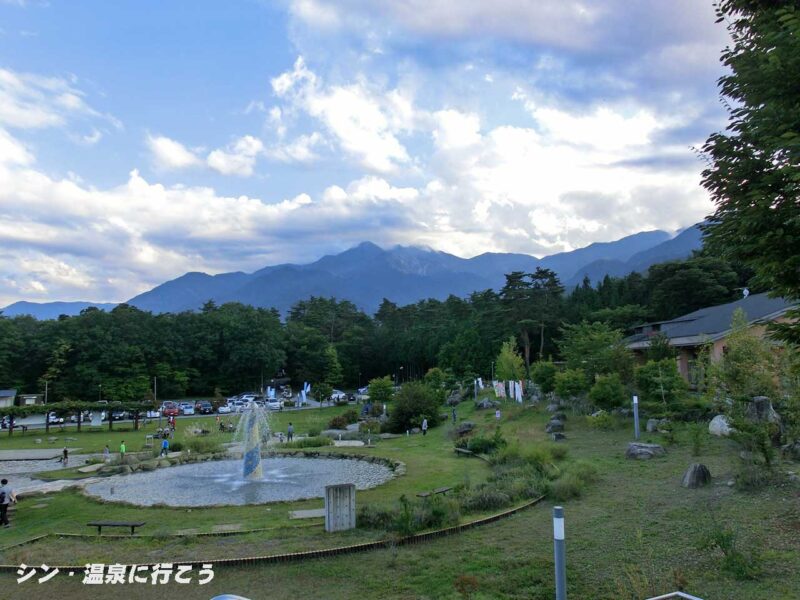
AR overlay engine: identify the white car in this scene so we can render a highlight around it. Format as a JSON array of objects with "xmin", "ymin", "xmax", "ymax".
[
  {"xmin": 266, "ymin": 399, "xmax": 283, "ymax": 410},
  {"xmin": 179, "ymin": 402, "xmax": 195, "ymax": 415},
  {"xmin": 331, "ymin": 389, "xmax": 347, "ymax": 401},
  {"xmin": 217, "ymin": 404, "xmax": 232, "ymax": 414},
  {"xmin": 47, "ymin": 413, "xmax": 64, "ymax": 425}
]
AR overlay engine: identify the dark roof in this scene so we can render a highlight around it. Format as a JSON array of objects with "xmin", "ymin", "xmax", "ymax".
[
  {"xmin": 626, "ymin": 292, "xmax": 796, "ymax": 348},
  {"xmin": 0, "ymin": 389, "xmax": 17, "ymax": 397}
]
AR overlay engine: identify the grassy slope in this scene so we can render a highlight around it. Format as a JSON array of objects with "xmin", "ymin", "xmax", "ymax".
[{"xmin": 1, "ymin": 403, "xmax": 799, "ymax": 599}]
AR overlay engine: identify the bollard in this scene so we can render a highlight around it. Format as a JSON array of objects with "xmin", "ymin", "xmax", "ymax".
[
  {"xmin": 633, "ymin": 395, "xmax": 640, "ymax": 440},
  {"xmin": 553, "ymin": 506, "xmax": 566, "ymax": 600}
]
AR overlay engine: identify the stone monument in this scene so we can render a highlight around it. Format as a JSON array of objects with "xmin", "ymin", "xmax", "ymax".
[{"xmin": 325, "ymin": 483, "xmax": 356, "ymax": 532}]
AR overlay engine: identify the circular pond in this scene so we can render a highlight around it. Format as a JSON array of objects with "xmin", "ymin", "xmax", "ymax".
[{"xmin": 83, "ymin": 456, "xmax": 394, "ymax": 507}]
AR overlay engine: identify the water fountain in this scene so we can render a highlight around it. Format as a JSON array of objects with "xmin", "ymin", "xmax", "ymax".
[{"xmin": 83, "ymin": 401, "xmax": 394, "ymax": 507}]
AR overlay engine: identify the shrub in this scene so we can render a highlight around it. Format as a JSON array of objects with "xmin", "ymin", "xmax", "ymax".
[
  {"xmin": 635, "ymin": 359, "xmax": 688, "ymax": 406},
  {"xmin": 554, "ymin": 368, "xmax": 589, "ymax": 400},
  {"xmin": 283, "ymin": 436, "xmax": 332, "ymax": 449},
  {"xmin": 307, "ymin": 426, "xmax": 321, "ymax": 437},
  {"xmin": 549, "ymin": 472, "xmax": 586, "ymax": 501},
  {"xmin": 586, "ymin": 411, "xmax": 616, "ymax": 430},
  {"xmin": 357, "ymin": 504, "xmax": 396, "ymax": 530},
  {"xmin": 700, "ymin": 523, "xmax": 762, "ymax": 580},
  {"xmin": 543, "ymin": 442, "xmax": 568, "ymax": 461},
  {"xmin": 342, "ymin": 409, "xmax": 359, "ymax": 424},
  {"xmin": 327, "ymin": 415, "xmax": 349, "ymax": 429},
  {"xmin": 386, "ymin": 382, "xmax": 442, "ymax": 433},
  {"xmin": 532, "ymin": 361, "xmax": 557, "ymax": 394},
  {"xmin": 589, "ymin": 374, "xmax": 626, "ymax": 410},
  {"xmin": 282, "ymin": 399, "xmax": 295, "ymax": 408},
  {"xmin": 458, "ymin": 428, "xmax": 507, "ymax": 455},
  {"xmin": 185, "ymin": 437, "xmax": 222, "ymax": 454},
  {"xmin": 168, "ymin": 441, "xmax": 183, "ymax": 452},
  {"xmin": 368, "ymin": 376, "xmax": 395, "ymax": 407},
  {"xmin": 566, "ymin": 459, "xmax": 598, "ymax": 483},
  {"xmin": 359, "ymin": 419, "xmax": 382, "ymax": 433},
  {"xmin": 459, "ymin": 487, "xmax": 512, "ymax": 512}
]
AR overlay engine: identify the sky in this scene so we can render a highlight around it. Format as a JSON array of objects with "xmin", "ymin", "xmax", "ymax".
[{"xmin": 0, "ymin": 0, "xmax": 731, "ymax": 306}]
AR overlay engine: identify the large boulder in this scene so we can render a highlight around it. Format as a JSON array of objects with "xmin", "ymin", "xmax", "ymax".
[
  {"xmin": 709, "ymin": 415, "xmax": 734, "ymax": 437},
  {"xmin": 625, "ymin": 442, "xmax": 666, "ymax": 460},
  {"xmin": 782, "ymin": 441, "xmax": 800, "ymax": 461},
  {"xmin": 475, "ymin": 399, "xmax": 499, "ymax": 410},
  {"xmin": 646, "ymin": 418, "xmax": 659, "ymax": 433},
  {"xmin": 456, "ymin": 421, "xmax": 476, "ymax": 437},
  {"xmin": 139, "ymin": 460, "xmax": 158, "ymax": 471},
  {"xmin": 446, "ymin": 390, "xmax": 465, "ymax": 406},
  {"xmin": 552, "ymin": 412, "xmax": 567, "ymax": 422},
  {"xmin": 681, "ymin": 463, "xmax": 712, "ymax": 488},
  {"xmin": 746, "ymin": 396, "xmax": 781, "ymax": 424},
  {"xmin": 551, "ymin": 432, "xmax": 567, "ymax": 442},
  {"xmin": 546, "ymin": 403, "xmax": 562, "ymax": 413},
  {"xmin": 545, "ymin": 419, "xmax": 564, "ymax": 433}
]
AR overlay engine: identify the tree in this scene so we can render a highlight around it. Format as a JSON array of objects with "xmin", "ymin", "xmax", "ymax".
[
  {"xmin": 554, "ymin": 368, "xmax": 589, "ymax": 400},
  {"xmin": 531, "ymin": 361, "xmax": 557, "ymax": 394},
  {"xmin": 495, "ymin": 337, "xmax": 525, "ymax": 381},
  {"xmin": 588, "ymin": 374, "xmax": 626, "ymax": 410},
  {"xmin": 315, "ymin": 382, "xmax": 333, "ymax": 405},
  {"xmin": 386, "ymin": 382, "xmax": 442, "ymax": 433},
  {"xmin": 367, "ymin": 376, "xmax": 394, "ymax": 407},
  {"xmin": 646, "ymin": 332, "xmax": 676, "ymax": 361},
  {"xmin": 635, "ymin": 359, "xmax": 688, "ymax": 406},
  {"xmin": 701, "ymin": 1, "xmax": 800, "ymax": 342},
  {"xmin": 647, "ymin": 257, "xmax": 739, "ymax": 320},
  {"xmin": 323, "ymin": 345, "xmax": 343, "ymax": 388},
  {"xmin": 558, "ymin": 321, "xmax": 634, "ymax": 383}
]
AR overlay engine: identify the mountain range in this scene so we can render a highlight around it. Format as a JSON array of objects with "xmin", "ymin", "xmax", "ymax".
[{"xmin": 2, "ymin": 224, "xmax": 703, "ymax": 319}]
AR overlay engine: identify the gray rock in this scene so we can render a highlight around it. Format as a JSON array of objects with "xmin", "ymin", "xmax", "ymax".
[
  {"xmin": 709, "ymin": 415, "xmax": 734, "ymax": 437},
  {"xmin": 345, "ymin": 423, "xmax": 360, "ymax": 432},
  {"xmin": 646, "ymin": 419, "xmax": 659, "ymax": 433},
  {"xmin": 657, "ymin": 418, "xmax": 671, "ymax": 432},
  {"xmin": 139, "ymin": 460, "xmax": 158, "ymax": 471},
  {"xmin": 551, "ymin": 432, "xmax": 566, "ymax": 441},
  {"xmin": 546, "ymin": 404, "xmax": 562, "ymax": 413},
  {"xmin": 787, "ymin": 472, "xmax": 800, "ymax": 485},
  {"xmin": 746, "ymin": 396, "xmax": 781, "ymax": 424},
  {"xmin": 552, "ymin": 412, "xmax": 567, "ymax": 422},
  {"xmin": 446, "ymin": 390, "xmax": 464, "ymax": 406},
  {"xmin": 158, "ymin": 459, "xmax": 171, "ymax": 468},
  {"xmin": 591, "ymin": 410, "xmax": 606, "ymax": 418},
  {"xmin": 781, "ymin": 440, "xmax": 800, "ymax": 461},
  {"xmin": 475, "ymin": 399, "xmax": 499, "ymax": 410},
  {"xmin": 35, "ymin": 438, "xmax": 42, "ymax": 444},
  {"xmin": 456, "ymin": 421, "xmax": 476, "ymax": 437},
  {"xmin": 681, "ymin": 463, "xmax": 712, "ymax": 488},
  {"xmin": 410, "ymin": 427, "xmax": 421, "ymax": 434},
  {"xmin": 545, "ymin": 420, "xmax": 564, "ymax": 433},
  {"xmin": 625, "ymin": 442, "xmax": 666, "ymax": 460}
]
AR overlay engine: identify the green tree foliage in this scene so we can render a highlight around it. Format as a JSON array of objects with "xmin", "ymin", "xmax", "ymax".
[
  {"xmin": 588, "ymin": 374, "xmax": 626, "ymax": 410},
  {"xmin": 367, "ymin": 376, "xmax": 394, "ymax": 407},
  {"xmin": 634, "ymin": 359, "xmax": 688, "ymax": 406},
  {"xmin": 646, "ymin": 332, "xmax": 676, "ymax": 361},
  {"xmin": 647, "ymin": 257, "xmax": 739, "ymax": 320},
  {"xmin": 554, "ymin": 368, "xmax": 589, "ymax": 400},
  {"xmin": 314, "ymin": 382, "xmax": 333, "ymax": 404},
  {"xmin": 386, "ymin": 381, "xmax": 442, "ymax": 433},
  {"xmin": 558, "ymin": 321, "xmax": 634, "ymax": 382},
  {"xmin": 702, "ymin": 1, "xmax": 800, "ymax": 345},
  {"xmin": 531, "ymin": 361, "xmax": 557, "ymax": 394},
  {"xmin": 495, "ymin": 337, "xmax": 525, "ymax": 381},
  {"xmin": 323, "ymin": 345, "xmax": 343, "ymax": 388}
]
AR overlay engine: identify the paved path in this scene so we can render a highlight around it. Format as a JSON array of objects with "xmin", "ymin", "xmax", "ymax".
[{"xmin": 0, "ymin": 448, "xmax": 82, "ymax": 460}]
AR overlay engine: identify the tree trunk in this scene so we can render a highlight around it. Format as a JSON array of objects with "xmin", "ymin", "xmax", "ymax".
[
  {"xmin": 521, "ymin": 330, "xmax": 531, "ymax": 371},
  {"xmin": 45, "ymin": 412, "xmax": 50, "ymax": 434},
  {"xmin": 539, "ymin": 322, "xmax": 545, "ymax": 360},
  {"xmin": 134, "ymin": 412, "xmax": 139, "ymax": 431},
  {"xmin": 8, "ymin": 415, "xmax": 13, "ymax": 436},
  {"xmin": 77, "ymin": 410, "xmax": 82, "ymax": 433},
  {"xmin": 109, "ymin": 414, "xmax": 113, "ymax": 431}
]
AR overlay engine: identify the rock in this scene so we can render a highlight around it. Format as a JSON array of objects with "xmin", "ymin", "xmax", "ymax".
[
  {"xmin": 646, "ymin": 419, "xmax": 659, "ymax": 433},
  {"xmin": 551, "ymin": 432, "xmax": 566, "ymax": 441},
  {"xmin": 122, "ymin": 455, "xmax": 139, "ymax": 466},
  {"xmin": 746, "ymin": 396, "xmax": 781, "ymax": 424},
  {"xmin": 613, "ymin": 407, "xmax": 632, "ymax": 417},
  {"xmin": 139, "ymin": 460, "xmax": 158, "ymax": 471},
  {"xmin": 119, "ymin": 465, "xmax": 133, "ymax": 474},
  {"xmin": 158, "ymin": 460, "xmax": 171, "ymax": 468},
  {"xmin": 345, "ymin": 423, "xmax": 360, "ymax": 432},
  {"xmin": 34, "ymin": 439, "xmax": 42, "ymax": 444},
  {"xmin": 591, "ymin": 410, "xmax": 606, "ymax": 418},
  {"xmin": 681, "ymin": 463, "xmax": 712, "ymax": 488},
  {"xmin": 657, "ymin": 418, "xmax": 671, "ymax": 432},
  {"xmin": 787, "ymin": 472, "xmax": 800, "ymax": 485},
  {"xmin": 65, "ymin": 437, "xmax": 77, "ymax": 441},
  {"xmin": 545, "ymin": 420, "xmax": 564, "ymax": 433},
  {"xmin": 410, "ymin": 427, "xmax": 421, "ymax": 434},
  {"xmin": 709, "ymin": 415, "xmax": 734, "ymax": 437},
  {"xmin": 446, "ymin": 390, "xmax": 464, "ymax": 406},
  {"xmin": 456, "ymin": 421, "xmax": 476, "ymax": 437},
  {"xmin": 625, "ymin": 442, "xmax": 666, "ymax": 460},
  {"xmin": 475, "ymin": 399, "xmax": 499, "ymax": 410},
  {"xmin": 552, "ymin": 412, "xmax": 567, "ymax": 422},
  {"xmin": 77, "ymin": 463, "xmax": 104, "ymax": 474},
  {"xmin": 781, "ymin": 441, "xmax": 800, "ymax": 461},
  {"xmin": 546, "ymin": 404, "xmax": 562, "ymax": 413}
]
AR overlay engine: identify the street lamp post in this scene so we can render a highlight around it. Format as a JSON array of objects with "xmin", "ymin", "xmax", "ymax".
[
  {"xmin": 399, "ymin": 365, "xmax": 404, "ymax": 384},
  {"xmin": 98, "ymin": 384, "xmax": 102, "ymax": 402}
]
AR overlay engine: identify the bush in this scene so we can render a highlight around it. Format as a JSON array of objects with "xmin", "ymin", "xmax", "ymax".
[
  {"xmin": 566, "ymin": 459, "xmax": 598, "ymax": 483},
  {"xmin": 549, "ymin": 472, "xmax": 586, "ymax": 501},
  {"xmin": 532, "ymin": 361, "xmax": 558, "ymax": 394},
  {"xmin": 386, "ymin": 382, "xmax": 442, "ymax": 433},
  {"xmin": 307, "ymin": 426, "xmax": 321, "ymax": 437},
  {"xmin": 357, "ymin": 504, "xmax": 396, "ymax": 530},
  {"xmin": 368, "ymin": 376, "xmax": 395, "ymax": 407},
  {"xmin": 459, "ymin": 487, "xmax": 512, "ymax": 512},
  {"xmin": 589, "ymin": 374, "xmax": 626, "ymax": 410},
  {"xmin": 554, "ymin": 368, "xmax": 589, "ymax": 400},
  {"xmin": 328, "ymin": 415, "xmax": 349, "ymax": 429},
  {"xmin": 586, "ymin": 411, "xmax": 616, "ymax": 430},
  {"xmin": 544, "ymin": 442, "xmax": 569, "ymax": 461},
  {"xmin": 185, "ymin": 437, "xmax": 223, "ymax": 454},
  {"xmin": 342, "ymin": 409, "xmax": 359, "ymax": 424},
  {"xmin": 359, "ymin": 419, "xmax": 382, "ymax": 433},
  {"xmin": 635, "ymin": 359, "xmax": 688, "ymax": 406},
  {"xmin": 168, "ymin": 441, "xmax": 183, "ymax": 452},
  {"xmin": 282, "ymin": 399, "xmax": 295, "ymax": 408},
  {"xmin": 700, "ymin": 523, "xmax": 762, "ymax": 580},
  {"xmin": 283, "ymin": 436, "xmax": 332, "ymax": 449},
  {"xmin": 457, "ymin": 428, "xmax": 507, "ymax": 455}
]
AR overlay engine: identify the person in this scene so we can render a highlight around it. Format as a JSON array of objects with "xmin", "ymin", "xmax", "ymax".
[
  {"xmin": 219, "ymin": 419, "xmax": 225, "ymax": 433},
  {"xmin": 119, "ymin": 440, "xmax": 126, "ymax": 460},
  {"xmin": 103, "ymin": 445, "xmax": 110, "ymax": 462},
  {"xmin": 161, "ymin": 438, "xmax": 169, "ymax": 457},
  {"xmin": 495, "ymin": 408, "xmax": 501, "ymax": 421},
  {"xmin": 452, "ymin": 407, "xmax": 457, "ymax": 425},
  {"xmin": 61, "ymin": 446, "xmax": 69, "ymax": 466},
  {"xmin": 0, "ymin": 479, "xmax": 16, "ymax": 527},
  {"xmin": 421, "ymin": 418, "xmax": 428, "ymax": 436},
  {"xmin": 287, "ymin": 422, "xmax": 294, "ymax": 442}
]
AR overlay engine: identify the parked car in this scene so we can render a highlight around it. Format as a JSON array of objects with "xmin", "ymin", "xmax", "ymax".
[
  {"xmin": 217, "ymin": 404, "xmax": 232, "ymax": 414},
  {"xmin": 331, "ymin": 389, "xmax": 347, "ymax": 402},
  {"xmin": 266, "ymin": 399, "xmax": 283, "ymax": 410},
  {"xmin": 179, "ymin": 402, "xmax": 195, "ymax": 416},
  {"xmin": 110, "ymin": 410, "xmax": 129, "ymax": 421},
  {"xmin": 48, "ymin": 413, "xmax": 65, "ymax": 425},
  {"xmin": 161, "ymin": 401, "xmax": 180, "ymax": 417},
  {"xmin": 195, "ymin": 401, "xmax": 213, "ymax": 415}
]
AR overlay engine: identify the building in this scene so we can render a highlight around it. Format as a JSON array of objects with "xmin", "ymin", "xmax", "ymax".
[
  {"xmin": 16, "ymin": 393, "xmax": 45, "ymax": 406},
  {"xmin": 0, "ymin": 389, "xmax": 17, "ymax": 408},
  {"xmin": 625, "ymin": 292, "xmax": 797, "ymax": 384}
]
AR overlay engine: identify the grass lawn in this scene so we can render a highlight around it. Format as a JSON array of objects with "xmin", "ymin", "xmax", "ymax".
[{"xmin": 1, "ymin": 401, "xmax": 799, "ymax": 599}]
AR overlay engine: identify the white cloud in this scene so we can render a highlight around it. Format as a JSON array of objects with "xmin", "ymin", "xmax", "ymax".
[
  {"xmin": 0, "ymin": 128, "xmax": 33, "ymax": 165},
  {"xmin": 206, "ymin": 135, "xmax": 264, "ymax": 176},
  {"xmin": 146, "ymin": 134, "xmax": 203, "ymax": 171},
  {"xmin": 271, "ymin": 56, "xmax": 414, "ymax": 173},
  {"xmin": 267, "ymin": 132, "xmax": 324, "ymax": 163}
]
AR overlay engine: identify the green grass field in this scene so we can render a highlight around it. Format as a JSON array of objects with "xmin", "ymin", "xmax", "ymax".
[{"xmin": 1, "ymin": 401, "xmax": 799, "ymax": 599}]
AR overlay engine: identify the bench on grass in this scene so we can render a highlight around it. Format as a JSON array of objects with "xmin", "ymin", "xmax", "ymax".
[
  {"xmin": 87, "ymin": 521, "xmax": 146, "ymax": 535},
  {"xmin": 416, "ymin": 486, "xmax": 452, "ymax": 499}
]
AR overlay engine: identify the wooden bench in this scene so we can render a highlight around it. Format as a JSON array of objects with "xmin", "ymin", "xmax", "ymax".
[
  {"xmin": 87, "ymin": 521, "xmax": 146, "ymax": 535},
  {"xmin": 416, "ymin": 486, "xmax": 452, "ymax": 499}
]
